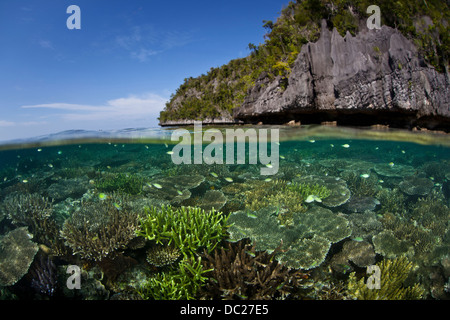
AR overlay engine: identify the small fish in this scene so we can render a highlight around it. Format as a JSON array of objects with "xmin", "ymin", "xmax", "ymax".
[
  {"xmin": 401, "ymin": 150, "xmax": 406, "ymax": 154},
  {"xmin": 280, "ymin": 155, "xmax": 285, "ymax": 159},
  {"xmin": 37, "ymin": 148, "xmax": 42, "ymax": 152},
  {"xmin": 388, "ymin": 162, "xmax": 395, "ymax": 167},
  {"xmin": 210, "ymin": 172, "xmax": 218, "ymax": 178},
  {"xmin": 166, "ymin": 151, "xmax": 174, "ymax": 155},
  {"xmin": 309, "ymin": 140, "xmax": 315, "ymax": 143},
  {"xmin": 92, "ymin": 236, "xmax": 99, "ymax": 241},
  {"xmin": 98, "ymin": 193, "xmax": 107, "ymax": 200},
  {"xmin": 265, "ymin": 164, "xmax": 273, "ymax": 168},
  {"xmin": 48, "ymin": 164, "xmax": 53, "ymax": 168},
  {"xmin": 264, "ymin": 178, "xmax": 272, "ymax": 182},
  {"xmin": 247, "ymin": 213, "xmax": 257, "ymax": 219},
  {"xmin": 22, "ymin": 179, "xmax": 28, "ymax": 183},
  {"xmin": 360, "ymin": 174, "xmax": 370, "ymax": 179},
  {"xmin": 330, "ymin": 144, "xmax": 334, "ymax": 148},
  {"xmin": 152, "ymin": 183, "xmax": 163, "ymax": 189},
  {"xmin": 57, "ymin": 151, "xmax": 62, "ymax": 155},
  {"xmin": 342, "ymin": 144, "xmax": 350, "ymax": 148},
  {"xmin": 145, "ymin": 145, "xmax": 149, "ymax": 149},
  {"xmin": 224, "ymin": 177, "xmax": 233, "ymax": 182},
  {"xmin": 378, "ymin": 179, "xmax": 384, "ymax": 183},
  {"xmin": 113, "ymin": 203, "xmax": 122, "ymax": 210},
  {"xmin": 353, "ymin": 237, "xmax": 364, "ymax": 242},
  {"xmin": 177, "ymin": 190, "xmax": 183, "ymax": 195},
  {"xmin": 164, "ymin": 143, "xmax": 168, "ymax": 148}
]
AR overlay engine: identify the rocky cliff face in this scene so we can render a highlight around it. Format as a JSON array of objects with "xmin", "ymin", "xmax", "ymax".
[{"xmin": 233, "ymin": 21, "xmax": 450, "ymax": 130}]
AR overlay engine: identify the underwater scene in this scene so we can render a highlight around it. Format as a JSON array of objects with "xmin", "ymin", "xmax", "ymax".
[{"xmin": 0, "ymin": 125, "xmax": 449, "ymax": 300}]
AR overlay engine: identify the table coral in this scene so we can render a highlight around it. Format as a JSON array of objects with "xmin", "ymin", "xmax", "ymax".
[
  {"xmin": 228, "ymin": 205, "xmax": 351, "ymax": 269},
  {"xmin": 0, "ymin": 227, "xmax": 39, "ymax": 286}
]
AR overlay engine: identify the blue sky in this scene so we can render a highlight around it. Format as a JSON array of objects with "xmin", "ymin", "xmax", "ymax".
[{"xmin": 0, "ymin": 0, "xmax": 289, "ymax": 141}]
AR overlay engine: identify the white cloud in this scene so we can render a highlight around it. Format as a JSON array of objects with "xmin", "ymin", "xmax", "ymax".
[
  {"xmin": 0, "ymin": 120, "xmax": 15, "ymax": 127},
  {"xmin": 21, "ymin": 93, "xmax": 168, "ymax": 122}
]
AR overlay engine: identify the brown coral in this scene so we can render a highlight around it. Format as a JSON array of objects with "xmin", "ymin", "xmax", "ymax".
[
  {"xmin": 60, "ymin": 196, "xmax": 141, "ymax": 262},
  {"xmin": 200, "ymin": 239, "xmax": 308, "ymax": 300}
]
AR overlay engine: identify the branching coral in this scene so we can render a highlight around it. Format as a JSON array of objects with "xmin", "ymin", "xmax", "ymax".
[
  {"xmin": 200, "ymin": 239, "xmax": 308, "ymax": 300},
  {"xmin": 60, "ymin": 196, "xmax": 141, "ymax": 261},
  {"xmin": 137, "ymin": 256, "xmax": 210, "ymax": 300},
  {"xmin": 137, "ymin": 205, "xmax": 229, "ymax": 256},
  {"xmin": 347, "ymin": 257, "xmax": 425, "ymax": 300}
]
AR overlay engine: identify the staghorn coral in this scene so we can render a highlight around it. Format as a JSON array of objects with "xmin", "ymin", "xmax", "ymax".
[
  {"xmin": 0, "ymin": 227, "xmax": 39, "ymax": 287},
  {"xmin": 60, "ymin": 196, "xmax": 141, "ymax": 261},
  {"xmin": 137, "ymin": 256, "xmax": 210, "ymax": 300},
  {"xmin": 200, "ymin": 239, "xmax": 308, "ymax": 300},
  {"xmin": 137, "ymin": 205, "xmax": 229, "ymax": 256},
  {"xmin": 347, "ymin": 257, "xmax": 425, "ymax": 300}
]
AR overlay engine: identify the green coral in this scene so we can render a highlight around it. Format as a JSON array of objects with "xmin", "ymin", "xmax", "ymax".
[
  {"xmin": 245, "ymin": 179, "xmax": 331, "ymax": 217},
  {"xmin": 95, "ymin": 172, "xmax": 145, "ymax": 195},
  {"xmin": 347, "ymin": 257, "xmax": 425, "ymax": 300},
  {"xmin": 137, "ymin": 256, "xmax": 211, "ymax": 300},
  {"xmin": 137, "ymin": 205, "xmax": 229, "ymax": 256}
]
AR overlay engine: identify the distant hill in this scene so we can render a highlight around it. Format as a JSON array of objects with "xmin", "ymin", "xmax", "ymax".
[{"xmin": 159, "ymin": 0, "xmax": 449, "ymax": 130}]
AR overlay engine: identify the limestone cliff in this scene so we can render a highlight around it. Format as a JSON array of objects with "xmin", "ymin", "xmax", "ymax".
[{"xmin": 233, "ymin": 21, "xmax": 450, "ymax": 130}]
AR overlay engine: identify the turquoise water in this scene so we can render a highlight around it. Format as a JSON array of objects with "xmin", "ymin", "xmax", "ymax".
[{"xmin": 0, "ymin": 125, "xmax": 449, "ymax": 300}]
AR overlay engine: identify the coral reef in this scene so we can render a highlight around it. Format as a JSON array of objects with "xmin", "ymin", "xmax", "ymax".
[
  {"xmin": 344, "ymin": 196, "xmax": 380, "ymax": 213},
  {"xmin": 0, "ymin": 227, "xmax": 39, "ymax": 286},
  {"xmin": 199, "ymin": 190, "xmax": 227, "ymax": 212},
  {"xmin": 137, "ymin": 205, "xmax": 229, "ymax": 256},
  {"xmin": 46, "ymin": 176, "xmax": 90, "ymax": 201},
  {"xmin": 293, "ymin": 175, "xmax": 351, "ymax": 207},
  {"xmin": 399, "ymin": 175, "xmax": 434, "ymax": 196},
  {"xmin": 0, "ymin": 193, "xmax": 68, "ymax": 256},
  {"xmin": 60, "ymin": 196, "xmax": 141, "ymax": 261},
  {"xmin": 347, "ymin": 257, "xmax": 425, "ymax": 300},
  {"xmin": 146, "ymin": 243, "xmax": 181, "ymax": 268},
  {"xmin": 372, "ymin": 230, "xmax": 414, "ymax": 259},
  {"xmin": 95, "ymin": 172, "xmax": 145, "ymax": 195},
  {"xmin": 137, "ymin": 256, "xmax": 210, "ymax": 300},
  {"xmin": 143, "ymin": 175, "xmax": 205, "ymax": 205},
  {"xmin": 374, "ymin": 163, "xmax": 416, "ymax": 178},
  {"xmin": 29, "ymin": 253, "xmax": 58, "ymax": 297},
  {"xmin": 200, "ymin": 239, "xmax": 308, "ymax": 299},
  {"xmin": 228, "ymin": 205, "xmax": 351, "ymax": 269},
  {"xmin": 330, "ymin": 241, "xmax": 376, "ymax": 274}
]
